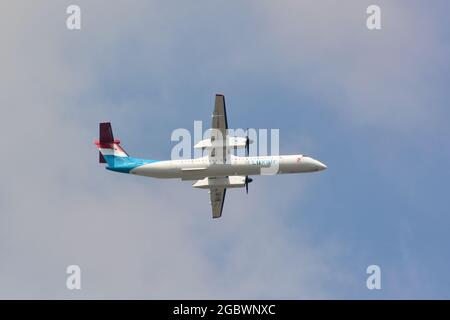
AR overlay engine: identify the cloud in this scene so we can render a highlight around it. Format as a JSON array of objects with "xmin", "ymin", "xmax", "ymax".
[
  {"xmin": 2, "ymin": 0, "xmax": 447, "ymax": 299},
  {"xmin": 0, "ymin": 1, "xmax": 341, "ymax": 299},
  {"xmin": 250, "ymin": 0, "xmax": 449, "ymax": 132}
]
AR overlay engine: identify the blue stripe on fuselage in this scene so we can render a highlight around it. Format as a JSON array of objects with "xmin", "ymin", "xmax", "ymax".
[{"xmin": 103, "ymin": 155, "xmax": 159, "ymax": 173}]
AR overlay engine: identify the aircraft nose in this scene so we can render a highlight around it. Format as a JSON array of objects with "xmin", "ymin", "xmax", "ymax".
[{"xmin": 313, "ymin": 159, "xmax": 327, "ymax": 171}]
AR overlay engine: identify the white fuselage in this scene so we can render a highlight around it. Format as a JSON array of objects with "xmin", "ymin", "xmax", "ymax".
[{"xmin": 130, "ymin": 155, "xmax": 327, "ymax": 180}]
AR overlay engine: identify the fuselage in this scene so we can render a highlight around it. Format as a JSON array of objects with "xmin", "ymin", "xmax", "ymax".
[{"xmin": 111, "ymin": 154, "xmax": 327, "ymax": 180}]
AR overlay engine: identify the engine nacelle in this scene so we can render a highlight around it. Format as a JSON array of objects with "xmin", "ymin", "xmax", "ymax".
[
  {"xmin": 194, "ymin": 136, "xmax": 250, "ymax": 149},
  {"xmin": 192, "ymin": 176, "xmax": 246, "ymax": 189}
]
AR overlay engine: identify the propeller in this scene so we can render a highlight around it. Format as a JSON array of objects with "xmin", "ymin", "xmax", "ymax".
[
  {"xmin": 245, "ymin": 128, "xmax": 250, "ymax": 156},
  {"xmin": 245, "ymin": 176, "xmax": 253, "ymax": 194}
]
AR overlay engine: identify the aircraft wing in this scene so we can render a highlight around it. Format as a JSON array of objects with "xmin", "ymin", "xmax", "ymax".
[
  {"xmin": 205, "ymin": 95, "xmax": 229, "ymax": 218},
  {"xmin": 212, "ymin": 94, "xmax": 228, "ymax": 136},
  {"xmin": 210, "ymin": 94, "xmax": 229, "ymax": 164},
  {"xmin": 209, "ymin": 187, "xmax": 226, "ymax": 218}
]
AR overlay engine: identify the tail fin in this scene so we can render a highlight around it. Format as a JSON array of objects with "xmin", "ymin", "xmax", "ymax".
[{"xmin": 94, "ymin": 122, "xmax": 129, "ymax": 166}]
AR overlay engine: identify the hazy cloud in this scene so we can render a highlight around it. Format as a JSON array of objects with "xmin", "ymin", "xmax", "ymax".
[{"xmin": 1, "ymin": 0, "xmax": 448, "ymax": 299}]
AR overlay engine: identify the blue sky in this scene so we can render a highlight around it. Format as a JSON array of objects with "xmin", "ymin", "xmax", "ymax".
[{"xmin": 0, "ymin": 0, "xmax": 449, "ymax": 298}]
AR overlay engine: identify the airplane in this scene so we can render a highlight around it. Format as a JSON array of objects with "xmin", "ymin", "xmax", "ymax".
[{"xmin": 94, "ymin": 94, "xmax": 327, "ymax": 218}]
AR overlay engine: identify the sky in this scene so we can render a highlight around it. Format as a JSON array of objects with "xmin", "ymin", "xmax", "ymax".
[{"xmin": 0, "ymin": 0, "xmax": 449, "ymax": 299}]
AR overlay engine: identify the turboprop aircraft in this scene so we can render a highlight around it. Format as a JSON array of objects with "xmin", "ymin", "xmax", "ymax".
[{"xmin": 94, "ymin": 94, "xmax": 327, "ymax": 218}]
